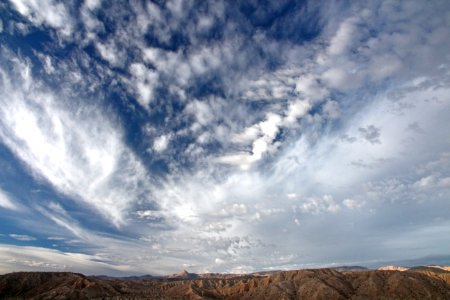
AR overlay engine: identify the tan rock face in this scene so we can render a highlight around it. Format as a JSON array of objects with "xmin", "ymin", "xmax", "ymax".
[{"xmin": 1, "ymin": 268, "xmax": 450, "ymax": 299}]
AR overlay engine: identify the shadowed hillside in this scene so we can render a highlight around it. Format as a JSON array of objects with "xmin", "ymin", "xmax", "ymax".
[{"xmin": 1, "ymin": 268, "xmax": 450, "ymax": 299}]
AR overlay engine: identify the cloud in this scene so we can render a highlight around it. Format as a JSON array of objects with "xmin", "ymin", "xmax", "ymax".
[
  {"xmin": 295, "ymin": 74, "xmax": 329, "ymax": 101},
  {"xmin": 406, "ymin": 122, "xmax": 425, "ymax": 134},
  {"xmin": 284, "ymin": 100, "xmax": 311, "ymax": 126},
  {"xmin": 358, "ymin": 125, "xmax": 381, "ymax": 144},
  {"xmin": 0, "ymin": 244, "xmax": 133, "ymax": 276},
  {"xmin": 9, "ymin": 234, "xmax": 36, "ymax": 241},
  {"xmin": 414, "ymin": 175, "xmax": 450, "ymax": 190},
  {"xmin": 47, "ymin": 237, "xmax": 65, "ymax": 241},
  {"xmin": 0, "ymin": 0, "xmax": 450, "ymax": 276},
  {"xmin": 95, "ymin": 41, "xmax": 122, "ymax": 67},
  {"xmin": 128, "ymin": 63, "xmax": 159, "ymax": 107},
  {"xmin": 215, "ymin": 203, "xmax": 248, "ymax": 218},
  {"xmin": 341, "ymin": 134, "xmax": 357, "ymax": 143},
  {"xmin": 215, "ymin": 258, "xmax": 226, "ymax": 265},
  {"xmin": 0, "ymin": 52, "xmax": 151, "ymax": 226},
  {"xmin": 84, "ymin": 0, "xmax": 102, "ymax": 11},
  {"xmin": 295, "ymin": 195, "xmax": 340, "ymax": 214},
  {"xmin": 9, "ymin": 0, "xmax": 74, "ymax": 37},
  {"xmin": 414, "ymin": 175, "xmax": 436, "ymax": 189},
  {"xmin": 343, "ymin": 199, "xmax": 364, "ymax": 210},
  {"xmin": 152, "ymin": 134, "xmax": 171, "ymax": 153},
  {"xmin": 0, "ymin": 189, "xmax": 19, "ymax": 211},
  {"xmin": 135, "ymin": 210, "xmax": 163, "ymax": 221}
]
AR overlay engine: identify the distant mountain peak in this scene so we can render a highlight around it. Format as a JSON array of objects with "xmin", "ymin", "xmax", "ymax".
[{"xmin": 166, "ymin": 270, "xmax": 198, "ymax": 279}]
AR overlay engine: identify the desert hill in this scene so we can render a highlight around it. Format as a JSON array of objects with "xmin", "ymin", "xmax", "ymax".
[
  {"xmin": 407, "ymin": 266, "xmax": 450, "ymax": 285},
  {"xmin": 376, "ymin": 265, "xmax": 450, "ymax": 285},
  {"xmin": 1, "ymin": 267, "xmax": 450, "ymax": 299}
]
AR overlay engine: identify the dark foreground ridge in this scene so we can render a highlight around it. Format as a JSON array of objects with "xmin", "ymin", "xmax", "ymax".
[{"xmin": 1, "ymin": 267, "xmax": 450, "ymax": 299}]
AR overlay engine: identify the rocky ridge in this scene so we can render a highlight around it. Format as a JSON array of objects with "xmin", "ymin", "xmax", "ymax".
[{"xmin": 1, "ymin": 267, "xmax": 449, "ymax": 299}]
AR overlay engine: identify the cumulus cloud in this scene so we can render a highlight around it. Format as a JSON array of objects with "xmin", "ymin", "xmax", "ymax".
[
  {"xmin": 95, "ymin": 41, "xmax": 123, "ymax": 67},
  {"xmin": 153, "ymin": 134, "xmax": 171, "ymax": 152},
  {"xmin": 128, "ymin": 63, "xmax": 159, "ymax": 107},
  {"xmin": 9, "ymin": 0, "xmax": 74, "ymax": 37},
  {"xmin": 295, "ymin": 74, "xmax": 329, "ymax": 101}
]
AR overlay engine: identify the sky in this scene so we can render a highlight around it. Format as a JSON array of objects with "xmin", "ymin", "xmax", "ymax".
[{"xmin": 0, "ymin": 0, "xmax": 449, "ymax": 276}]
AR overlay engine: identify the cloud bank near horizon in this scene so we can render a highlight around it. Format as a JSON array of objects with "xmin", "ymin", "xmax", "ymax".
[{"xmin": 0, "ymin": 0, "xmax": 449, "ymax": 275}]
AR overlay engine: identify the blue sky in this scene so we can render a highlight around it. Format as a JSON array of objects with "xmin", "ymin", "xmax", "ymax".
[{"xmin": 0, "ymin": 0, "xmax": 449, "ymax": 276}]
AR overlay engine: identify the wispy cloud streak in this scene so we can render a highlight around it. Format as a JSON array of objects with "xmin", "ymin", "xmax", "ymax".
[{"xmin": 0, "ymin": 52, "xmax": 151, "ymax": 226}]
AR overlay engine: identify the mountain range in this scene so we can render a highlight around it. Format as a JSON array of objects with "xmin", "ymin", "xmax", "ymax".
[{"xmin": 1, "ymin": 265, "xmax": 450, "ymax": 299}]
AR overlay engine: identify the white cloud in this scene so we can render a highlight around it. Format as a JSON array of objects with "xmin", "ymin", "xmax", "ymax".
[
  {"xmin": 215, "ymin": 113, "xmax": 283, "ymax": 169},
  {"xmin": 215, "ymin": 258, "xmax": 226, "ymax": 265},
  {"xmin": 297, "ymin": 195, "xmax": 341, "ymax": 214},
  {"xmin": 84, "ymin": 0, "xmax": 102, "ymax": 10},
  {"xmin": 213, "ymin": 153, "xmax": 255, "ymax": 170},
  {"xmin": 136, "ymin": 0, "xmax": 450, "ymax": 272},
  {"xmin": 230, "ymin": 265, "xmax": 255, "ymax": 274},
  {"xmin": 216, "ymin": 203, "xmax": 248, "ymax": 218},
  {"xmin": 47, "ymin": 237, "xmax": 65, "ymax": 241},
  {"xmin": 284, "ymin": 100, "xmax": 311, "ymax": 126},
  {"xmin": 369, "ymin": 54, "xmax": 403, "ymax": 82},
  {"xmin": 9, "ymin": 0, "xmax": 74, "ymax": 37},
  {"xmin": 343, "ymin": 198, "xmax": 364, "ymax": 209},
  {"xmin": 240, "ymin": 68, "xmax": 299, "ymax": 101},
  {"xmin": 0, "ymin": 189, "xmax": 19, "ymax": 211},
  {"xmin": 322, "ymin": 100, "xmax": 340, "ymax": 119},
  {"xmin": 135, "ymin": 210, "xmax": 163, "ymax": 220},
  {"xmin": 0, "ymin": 244, "xmax": 133, "ymax": 276},
  {"xmin": 95, "ymin": 41, "xmax": 121, "ymax": 66},
  {"xmin": 414, "ymin": 175, "xmax": 436, "ymax": 189},
  {"xmin": 185, "ymin": 99, "xmax": 215, "ymax": 127},
  {"xmin": 1, "ymin": 0, "xmax": 450, "ymax": 275},
  {"xmin": 153, "ymin": 134, "xmax": 171, "ymax": 152},
  {"xmin": 321, "ymin": 67, "xmax": 359, "ymax": 90},
  {"xmin": 9, "ymin": 234, "xmax": 36, "ymax": 241},
  {"xmin": 80, "ymin": 0, "xmax": 104, "ymax": 35},
  {"xmin": 327, "ymin": 16, "xmax": 360, "ymax": 57},
  {"xmin": 128, "ymin": 63, "xmax": 159, "ymax": 107},
  {"xmin": 232, "ymin": 125, "xmax": 260, "ymax": 144},
  {"xmin": 295, "ymin": 75, "xmax": 329, "ymax": 101},
  {"xmin": 414, "ymin": 175, "xmax": 450, "ymax": 189},
  {"xmin": 0, "ymin": 53, "xmax": 151, "ymax": 226}
]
